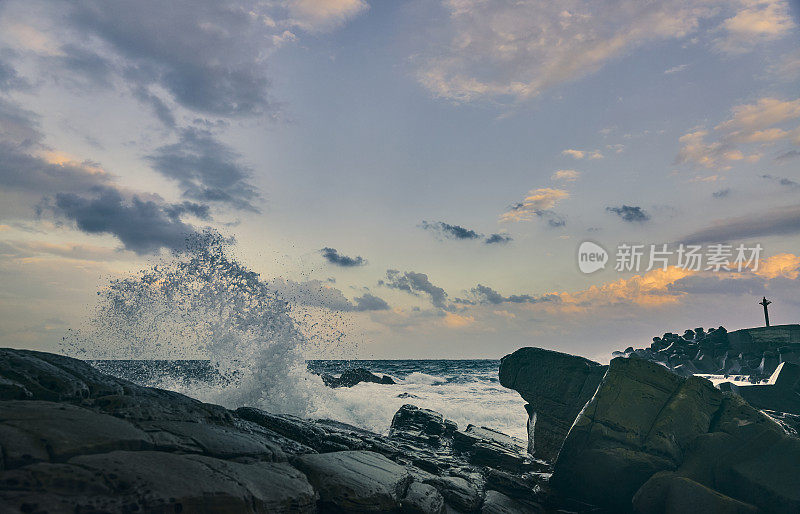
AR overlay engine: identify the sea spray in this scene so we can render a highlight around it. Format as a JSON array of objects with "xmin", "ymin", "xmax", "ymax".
[
  {"xmin": 61, "ymin": 231, "xmax": 332, "ymax": 417},
  {"xmin": 62, "ymin": 231, "xmax": 527, "ymax": 437}
]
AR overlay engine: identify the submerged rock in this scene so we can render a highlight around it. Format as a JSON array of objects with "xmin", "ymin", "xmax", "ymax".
[{"xmin": 498, "ymin": 347, "xmax": 607, "ymax": 461}]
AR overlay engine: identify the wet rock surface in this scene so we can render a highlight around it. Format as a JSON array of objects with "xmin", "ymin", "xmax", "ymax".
[
  {"xmin": 3, "ymin": 344, "xmax": 797, "ymax": 513},
  {"xmin": 550, "ymin": 356, "xmax": 800, "ymax": 513},
  {"xmin": 0, "ymin": 348, "xmax": 574, "ymax": 513},
  {"xmin": 320, "ymin": 367, "xmax": 396, "ymax": 388},
  {"xmin": 499, "ymin": 347, "xmax": 607, "ymax": 461}
]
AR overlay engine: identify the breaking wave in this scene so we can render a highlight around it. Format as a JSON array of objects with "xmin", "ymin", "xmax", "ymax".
[{"xmin": 62, "ymin": 232, "xmax": 527, "ymax": 437}]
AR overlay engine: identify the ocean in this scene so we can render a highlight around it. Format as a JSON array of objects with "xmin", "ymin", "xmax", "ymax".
[{"xmin": 91, "ymin": 359, "xmax": 529, "ymax": 440}]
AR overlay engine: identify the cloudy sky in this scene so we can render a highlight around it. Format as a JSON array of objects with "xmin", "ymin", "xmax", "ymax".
[{"xmin": 1, "ymin": 0, "xmax": 800, "ymax": 360}]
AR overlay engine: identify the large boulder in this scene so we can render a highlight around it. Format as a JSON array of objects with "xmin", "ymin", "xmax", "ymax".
[
  {"xmin": 551, "ymin": 357, "xmax": 722, "ymax": 511},
  {"xmin": 499, "ymin": 347, "xmax": 607, "ymax": 461},
  {"xmin": 633, "ymin": 472, "xmax": 758, "ymax": 514},
  {"xmin": 294, "ymin": 450, "xmax": 412, "ymax": 511},
  {"xmin": 550, "ymin": 356, "xmax": 800, "ymax": 513}
]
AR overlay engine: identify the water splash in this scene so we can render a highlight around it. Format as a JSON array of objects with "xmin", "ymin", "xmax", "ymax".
[{"xmin": 61, "ymin": 231, "xmax": 328, "ymax": 416}]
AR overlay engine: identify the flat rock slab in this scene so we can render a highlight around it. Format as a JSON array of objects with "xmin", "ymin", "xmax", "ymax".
[
  {"xmin": 139, "ymin": 420, "xmax": 285, "ymax": 461},
  {"xmin": 0, "ymin": 401, "xmax": 152, "ymax": 466},
  {"xmin": 294, "ymin": 450, "xmax": 412, "ymax": 511},
  {"xmin": 0, "ymin": 450, "xmax": 316, "ymax": 513}
]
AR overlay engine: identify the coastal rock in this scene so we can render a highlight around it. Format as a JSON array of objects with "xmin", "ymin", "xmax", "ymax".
[
  {"xmin": 391, "ymin": 404, "xmax": 458, "ymax": 442},
  {"xmin": 321, "ymin": 367, "xmax": 396, "ymax": 388},
  {"xmin": 674, "ymin": 394, "xmax": 800, "ymax": 513},
  {"xmin": 401, "ymin": 481, "xmax": 445, "ymax": 514},
  {"xmin": 551, "ymin": 357, "xmax": 722, "ymax": 511},
  {"xmin": 550, "ymin": 355, "xmax": 800, "ymax": 513},
  {"xmin": 453, "ymin": 425, "xmax": 530, "ymax": 472},
  {"xmin": 0, "ymin": 348, "xmax": 125, "ymax": 401},
  {"xmin": 481, "ymin": 490, "xmax": 541, "ymax": 514},
  {"xmin": 1, "ymin": 451, "xmax": 316, "ymax": 513},
  {"xmin": 0, "ymin": 401, "xmax": 152, "ymax": 465},
  {"xmin": 633, "ymin": 471, "xmax": 758, "ymax": 514},
  {"xmin": 498, "ymin": 347, "xmax": 607, "ymax": 461},
  {"xmin": 294, "ymin": 450, "xmax": 412, "ymax": 511},
  {"xmin": 424, "ymin": 475, "xmax": 483, "ymax": 512}
]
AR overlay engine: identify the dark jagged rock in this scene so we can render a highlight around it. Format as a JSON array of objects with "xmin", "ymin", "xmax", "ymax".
[
  {"xmin": 294, "ymin": 451, "xmax": 412, "ymax": 512},
  {"xmin": 401, "ymin": 481, "xmax": 445, "ymax": 513},
  {"xmin": 321, "ymin": 367, "xmax": 396, "ymax": 388},
  {"xmin": 633, "ymin": 471, "xmax": 758, "ymax": 514},
  {"xmin": 499, "ymin": 347, "xmax": 607, "ymax": 461},
  {"xmin": 2, "ymin": 347, "xmax": 597, "ymax": 513},
  {"xmin": 550, "ymin": 356, "xmax": 800, "ymax": 513}
]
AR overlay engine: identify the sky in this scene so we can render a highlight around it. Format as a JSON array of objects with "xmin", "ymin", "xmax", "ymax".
[{"xmin": 1, "ymin": 0, "xmax": 800, "ymax": 361}]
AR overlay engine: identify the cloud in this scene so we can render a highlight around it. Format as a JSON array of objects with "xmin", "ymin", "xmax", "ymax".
[
  {"xmin": 0, "ymin": 58, "xmax": 30, "ymax": 90},
  {"xmin": 681, "ymin": 205, "xmax": 800, "ymax": 244},
  {"xmin": 352, "ymin": 292, "xmax": 390, "ymax": 311},
  {"xmin": 320, "ymin": 247, "xmax": 366, "ymax": 267},
  {"xmin": 48, "ymin": 187, "xmax": 202, "ymax": 254},
  {"xmin": 551, "ymin": 169, "xmax": 581, "ymax": 182},
  {"xmin": 381, "ymin": 269, "xmax": 449, "ymax": 309},
  {"xmin": 562, "ymin": 149, "xmax": 602, "ymax": 160},
  {"xmin": 500, "ymin": 188, "xmax": 569, "ymax": 223},
  {"xmin": 420, "ymin": 220, "xmax": 481, "ymax": 240},
  {"xmin": 715, "ymin": 0, "xmax": 795, "ymax": 54},
  {"xmin": 267, "ymin": 277, "xmax": 388, "ymax": 311},
  {"xmin": 60, "ymin": 1, "xmax": 289, "ymax": 118},
  {"xmin": 459, "ymin": 284, "xmax": 559, "ymax": 305},
  {"xmin": 713, "ymin": 188, "xmax": 731, "ymax": 198},
  {"xmin": 421, "ymin": 220, "xmax": 514, "ymax": 245},
  {"xmin": 776, "ymin": 149, "xmax": 800, "ymax": 162},
  {"xmin": 664, "ymin": 63, "xmax": 689, "ymax": 74},
  {"xmin": 762, "ymin": 173, "xmax": 800, "ymax": 188},
  {"xmin": 0, "ymin": 240, "xmax": 130, "ymax": 261},
  {"xmin": 606, "ymin": 205, "xmax": 650, "ymax": 222},
  {"xmin": 676, "ymin": 97, "xmax": 800, "ymax": 170},
  {"xmin": 146, "ymin": 128, "xmax": 260, "ymax": 212},
  {"xmin": 415, "ymin": 0, "xmax": 774, "ymax": 103},
  {"xmin": 286, "ymin": 0, "xmax": 369, "ymax": 32},
  {"xmin": 484, "ymin": 233, "xmax": 513, "ymax": 245}
]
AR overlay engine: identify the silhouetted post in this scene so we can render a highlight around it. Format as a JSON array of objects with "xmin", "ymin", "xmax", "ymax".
[{"xmin": 759, "ymin": 297, "xmax": 772, "ymax": 327}]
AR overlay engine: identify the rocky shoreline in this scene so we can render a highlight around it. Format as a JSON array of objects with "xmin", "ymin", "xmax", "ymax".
[{"xmin": 1, "ymin": 345, "xmax": 798, "ymax": 513}]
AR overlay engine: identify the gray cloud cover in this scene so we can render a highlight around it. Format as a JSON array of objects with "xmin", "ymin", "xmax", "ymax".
[{"xmin": 146, "ymin": 128, "xmax": 260, "ymax": 212}]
